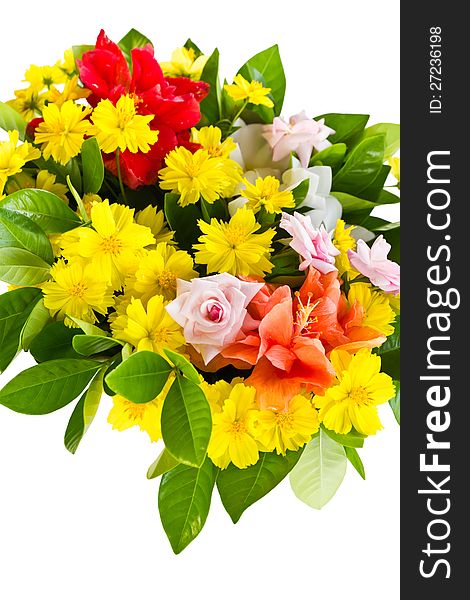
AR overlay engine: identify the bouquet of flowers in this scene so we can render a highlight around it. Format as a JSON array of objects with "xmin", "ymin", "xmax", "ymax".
[{"xmin": 0, "ymin": 28, "xmax": 400, "ymax": 553}]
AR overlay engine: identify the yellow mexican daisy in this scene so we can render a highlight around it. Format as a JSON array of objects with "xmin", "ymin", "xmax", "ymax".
[
  {"xmin": 133, "ymin": 242, "xmax": 198, "ymax": 303},
  {"xmin": 333, "ymin": 219, "xmax": 359, "ymax": 278},
  {"xmin": 194, "ymin": 207, "xmax": 275, "ymax": 276},
  {"xmin": 135, "ymin": 205, "xmax": 175, "ymax": 246},
  {"xmin": 108, "ymin": 373, "xmax": 175, "ymax": 442},
  {"xmin": 110, "ymin": 295, "xmax": 185, "ymax": 355},
  {"xmin": 161, "ymin": 47, "xmax": 208, "ymax": 80},
  {"xmin": 159, "ymin": 146, "xmax": 242, "ymax": 207},
  {"xmin": 24, "ymin": 64, "xmax": 67, "ymax": 91},
  {"xmin": 200, "ymin": 377, "xmax": 245, "ymax": 415},
  {"xmin": 348, "ymin": 282, "xmax": 395, "ymax": 336},
  {"xmin": 89, "ymin": 95, "xmax": 159, "ymax": 154},
  {"xmin": 207, "ymin": 382, "xmax": 261, "ymax": 469},
  {"xmin": 389, "ymin": 157, "xmax": 400, "ymax": 183},
  {"xmin": 314, "ymin": 348, "xmax": 395, "ymax": 436},
  {"xmin": 36, "ymin": 170, "xmax": 69, "ymax": 202},
  {"xmin": 255, "ymin": 394, "xmax": 320, "ymax": 455},
  {"xmin": 35, "ymin": 100, "xmax": 92, "ymax": 165},
  {"xmin": 46, "ymin": 76, "xmax": 91, "ymax": 107},
  {"xmin": 241, "ymin": 175, "xmax": 295, "ymax": 214},
  {"xmin": 191, "ymin": 126, "xmax": 237, "ymax": 158},
  {"xmin": 224, "ymin": 74, "xmax": 274, "ymax": 108},
  {"xmin": 0, "ymin": 131, "xmax": 41, "ymax": 197},
  {"xmin": 61, "ymin": 200, "xmax": 155, "ymax": 290},
  {"xmin": 56, "ymin": 48, "xmax": 77, "ymax": 78},
  {"xmin": 7, "ymin": 87, "xmax": 46, "ymax": 121},
  {"xmin": 42, "ymin": 258, "xmax": 114, "ymax": 327}
]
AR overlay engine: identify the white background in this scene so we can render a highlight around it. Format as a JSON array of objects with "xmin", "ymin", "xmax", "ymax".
[{"xmin": 0, "ymin": 1, "xmax": 400, "ymax": 599}]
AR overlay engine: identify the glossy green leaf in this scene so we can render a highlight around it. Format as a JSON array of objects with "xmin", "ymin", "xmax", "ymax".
[
  {"xmin": 199, "ymin": 48, "xmax": 221, "ymax": 123},
  {"xmin": 118, "ymin": 28, "xmax": 152, "ymax": 65},
  {"xmin": 81, "ymin": 137, "xmax": 104, "ymax": 194},
  {"xmin": 321, "ymin": 425, "xmax": 366, "ymax": 448},
  {"xmin": 345, "ymin": 447, "xmax": 366, "ymax": 479},
  {"xmin": 72, "ymin": 334, "xmax": 122, "ymax": 356},
  {"xmin": 1, "ymin": 189, "xmax": 81, "ymax": 233},
  {"xmin": 0, "ymin": 287, "xmax": 42, "ymax": 372},
  {"xmin": 217, "ymin": 450, "xmax": 303, "ymax": 523},
  {"xmin": 0, "ymin": 248, "xmax": 51, "ymax": 286},
  {"xmin": 105, "ymin": 350, "xmax": 172, "ymax": 403},
  {"xmin": 291, "ymin": 178, "xmax": 310, "ymax": 208},
  {"xmin": 290, "ymin": 429, "xmax": 347, "ymax": 509},
  {"xmin": 382, "ymin": 225, "xmax": 400, "ymax": 264},
  {"xmin": 161, "ymin": 373, "xmax": 212, "ymax": 468},
  {"xmin": 164, "ymin": 193, "xmax": 203, "ymax": 251},
  {"xmin": 331, "ymin": 192, "xmax": 376, "ymax": 214},
  {"xmin": 19, "ymin": 297, "xmax": 50, "ymax": 350},
  {"xmin": 164, "ymin": 348, "xmax": 200, "ymax": 384},
  {"xmin": 0, "ymin": 101, "xmax": 26, "ymax": 140},
  {"xmin": 376, "ymin": 316, "xmax": 400, "ymax": 380},
  {"xmin": 315, "ymin": 113, "xmax": 369, "ymax": 144},
  {"xmin": 0, "ymin": 207, "xmax": 54, "ymax": 263},
  {"xmin": 362, "ymin": 123, "xmax": 400, "ymax": 159},
  {"xmin": 375, "ymin": 189, "xmax": 400, "ymax": 205},
  {"xmin": 358, "ymin": 164, "xmax": 391, "ymax": 202},
  {"xmin": 389, "ymin": 380, "xmax": 400, "ymax": 424},
  {"xmin": 29, "ymin": 321, "xmax": 82, "ymax": 362},
  {"xmin": 238, "ymin": 44, "xmax": 285, "ymax": 117},
  {"xmin": 66, "ymin": 316, "xmax": 108, "ymax": 337},
  {"xmin": 64, "ymin": 366, "xmax": 105, "ymax": 453},
  {"xmin": 183, "ymin": 39, "xmax": 203, "ymax": 57},
  {"xmin": 72, "ymin": 45, "xmax": 94, "ymax": 64},
  {"xmin": 147, "ymin": 448, "xmax": 180, "ymax": 479},
  {"xmin": 0, "ymin": 358, "xmax": 101, "ymax": 414},
  {"xmin": 309, "ymin": 143, "xmax": 347, "ymax": 169},
  {"xmin": 158, "ymin": 458, "xmax": 217, "ymax": 554}
]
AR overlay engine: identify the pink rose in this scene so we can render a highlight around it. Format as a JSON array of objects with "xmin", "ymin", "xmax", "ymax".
[
  {"xmin": 280, "ymin": 211, "xmax": 339, "ymax": 273},
  {"xmin": 348, "ymin": 235, "xmax": 400, "ymax": 295},
  {"xmin": 165, "ymin": 274, "xmax": 264, "ymax": 364},
  {"xmin": 262, "ymin": 111, "xmax": 335, "ymax": 168}
]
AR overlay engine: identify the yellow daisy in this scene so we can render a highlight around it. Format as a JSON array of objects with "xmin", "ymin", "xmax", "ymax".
[
  {"xmin": 161, "ymin": 47, "xmax": 208, "ymax": 80},
  {"xmin": 224, "ymin": 74, "xmax": 274, "ymax": 108},
  {"xmin": 7, "ymin": 87, "xmax": 46, "ymax": 121},
  {"xmin": 42, "ymin": 258, "xmax": 114, "ymax": 327},
  {"xmin": 333, "ymin": 219, "xmax": 360, "ymax": 278},
  {"xmin": 194, "ymin": 207, "xmax": 275, "ymax": 276},
  {"xmin": 200, "ymin": 377, "xmax": 245, "ymax": 415},
  {"xmin": 191, "ymin": 126, "xmax": 237, "ymax": 158},
  {"xmin": 89, "ymin": 95, "xmax": 159, "ymax": 154},
  {"xmin": 110, "ymin": 295, "xmax": 185, "ymax": 355},
  {"xmin": 240, "ymin": 175, "xmax": 295, "ymax": 214},
  {"xmin": 24, "ymin": 64, "xmax": 67, "ymax": 91},
  {"xmin": 35, "ymin": 100, "xmax": 91, "ymax": 165},
  {"xmin": 348, "ymin": 282, "xmax": 396, "ymax": 336},
  {"xmin": 314, "ymin": 348, "xmax": 395, "ymax": 436},
  {"xmin": 0, "ymin": 130, "xmax": 41, "ymax": 197},
  {"xmin": 135, "ymin": 205, "xmax": 175, "ymax": 246},
  {"xmin": 45, "ymin": 76, "xmax": 91, "ymax": 107}
]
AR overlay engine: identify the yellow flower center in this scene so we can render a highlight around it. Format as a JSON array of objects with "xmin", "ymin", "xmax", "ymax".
[
  {"xmin": 349, "ymin": 386, "xmax": 371, "ymax": 406},
  {"xmin": 224, "ymin": 225, "xmax": 247, "ymax": 247},
  {"xmin": 150, "ymin": 327, "xmax": 172, "ymax": 345},
  {"xmin": 229, "ymin": 420, "xmax": 247, "ymax": 438},
  {"xmin": 157, "ymin": 270, "xmax": 177, "ymax": 290},
  {"xmin": 100, "ymin": 235, "xmax": 122, "ymax": 256},
  {"xmin": 68, "ymin": 282, "xmax": 88, "ymax": 298},
  {"xmin": 274, "ymin": 412, "xmax": 293, "ymax": 427},
  {"xmin": 123, "ymin": 401, "xmax": 146, "ymax": 421}
]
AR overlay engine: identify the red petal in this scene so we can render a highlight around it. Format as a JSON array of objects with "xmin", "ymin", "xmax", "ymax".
[{"xmin": 130, "ymin": 46, "xmax": 164, "ymax": 94}]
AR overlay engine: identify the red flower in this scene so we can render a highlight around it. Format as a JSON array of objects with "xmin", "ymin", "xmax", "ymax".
[{"xmin": 78, "ymin": 30, "xmax": 209, "ymax": 188}]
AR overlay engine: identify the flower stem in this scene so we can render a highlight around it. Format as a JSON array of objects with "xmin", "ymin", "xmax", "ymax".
[
  {"xmin": 231, "ymin": 100, "xmax": 249, "ymax": 128},
  {"xmin": 115, "ymin": 148, "xmax": 127, "ymax": 203}
]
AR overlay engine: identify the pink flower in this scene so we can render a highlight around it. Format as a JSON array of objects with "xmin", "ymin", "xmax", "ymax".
[
  {"xmin": 348, "ymin": 235, "xmax": 400, "ymax": 295},
  {"xmin": 280, "ymin": 212, "xmax": 339, "ymax": 273},
  {"xmin": 262, "ymin": 111, "xmax": 335, "ymax": 168},
  {"xmin": 165, "ymin": 274, "xmax": 264, "ymax": 364}
]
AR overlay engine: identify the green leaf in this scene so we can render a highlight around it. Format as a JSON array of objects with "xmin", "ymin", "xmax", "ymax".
[
  {"xmin": 199, "ymin": 48, "xmax": 221, "ymax": 123},
  {"xmin": 118, "ymin": 28, "xmax": 152, "ymax": 66},
  {"xmin": 345, "ymin": 447, "xmax": 366, "ymax": 479},
  {"xmin": 217, "ymin": 450, "xmax": 303, "ymax": 523},
  {"xmin": 105, "ymin": 350, "xmax": 172, "ymax": 403},
  {"xmin": 164, "ymin": 193, "xmax": 203, "ymax": 252},
  {"xmin": 291, "ymin": 178, "xmax": 310, "ymax": 208},
  {"xmin": 147, "ymin": 448, "xmax": 180, "ymax": 479},
  {"xmin": 375, "ymin": 189, "xmax": 400, "ymax": 205},
  {"xmin": 238, "ymin": 44, "xmax": 286, "ymax": 118},
  {"xmin": 0, "ymin": 288, "xmax": 42, "ymax": 372},
  {"xmin": 309, "ymin": 143, "xmax": 347, "ymax": 170},
  {"xmin": 72, "ymin": 334, "xmax": 122, "ymax": 356},
  {"xmin": 161, "ymin": 373, "xmax": 212, "ymax": 468},
  {"xmin": 332, "ymin": 135, "xmax": 386, "ymax": 197},
  {"xmin": 389, "ymin": 380, "xmax": 400, "ymax": 424},
  {"xmin": 0, "ymin": 358, "xmax": 101, "ymax": 415},
  {"xmin": 361, "ymin": 123, "xmax": 400, "ymax": 159},
  {"xmin": 376, "ymin": 316, "xmax": 400, "ymax": 380},
  {"xmin": 72, "ymin": 45, "xmax": 94, "ymax": 64},
  {"xmin": 183, "ymin": 39, "xmax": 203, "ymax": 57},
  {"xmin": 66, "ymin": 316, "xmax": 107, "ymax": 337},
  {"xmin": 0, "ymin": 247, "xmax": 51, "ymax": 286},
  {"xmin": 290, "ymin": 429, "xmax": 347, "ymax": 509},
  {"xmin": 381, "ymin": 225, "xmax": 400, "ymax": 264},
  {"xmin": 64, "ymin": 366, "xmax": 105, "ymax": 454},
  {"xmin": 331, "ymin": 192, "xmax": 376, "ymax": 214},
  {"xmin": 0, "ymin": 101, "xmax": 26, "ymax": 140},
  {"xmin": 29, "ymin": 321, "xmax": 82, "ymax": 362},
  {"xmin": 315, "ymin": 113, "xmax": 369, "ymax": 144},
  {"xmin": 158, "ymin": 458, "xmax": 217, "ymax": 554},
  {"xmin": 19, "ymin": 297, "xmax": 50, "ymax": 350},
  {"xmin": 0, "ymin": 207, "xmax": 54, "ymax": 264},
  {"xmin": 321, "ymin": 425, "xmax": 366, "ymax": 448},
  {"xmin": 1, "ymin": 189, "xmax": 81, "ymax": 233},
  {"xmin": 164, "ymin": 348, "xmax": 200, "ymax": 384},
  {"xmin": 81, "ymin": 137, "xmax": 104, "ymax": 194}
]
